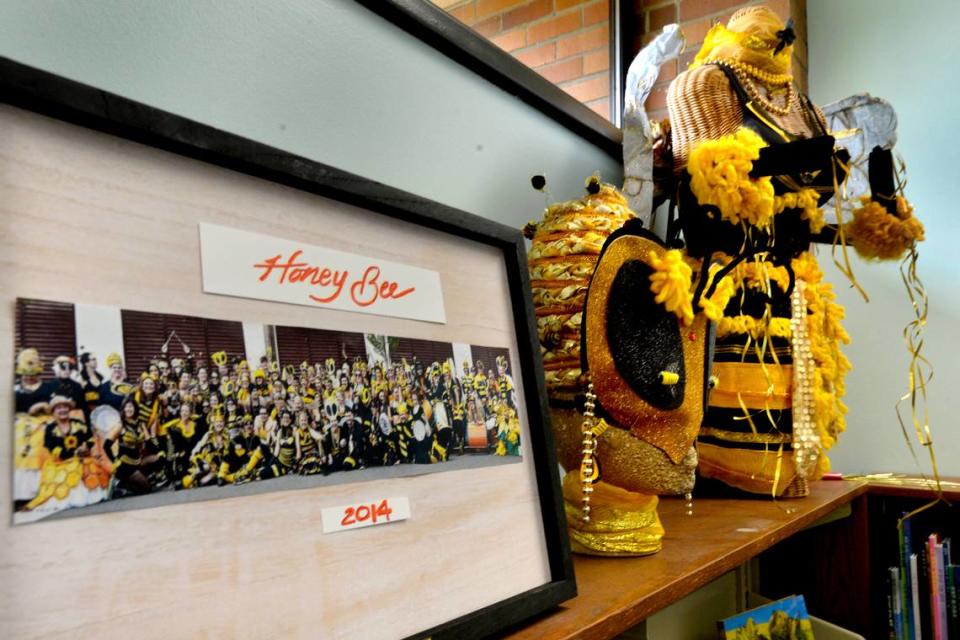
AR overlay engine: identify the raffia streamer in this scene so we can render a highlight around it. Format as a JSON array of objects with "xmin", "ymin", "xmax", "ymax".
[
  {"xmin": 894, "ymin": 247, "xmax": 944, "ymax": 520},
  {"xmin": 829, "ymin": 152, "xmax": 869, "ymax": 302}
]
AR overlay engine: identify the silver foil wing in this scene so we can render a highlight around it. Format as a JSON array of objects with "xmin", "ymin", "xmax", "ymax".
[
  {"xmin": 822, "ymin": 93, "xmax": 898, "ymax": 224},
  {"xmin": 622, "ymin": 24, "xmax": 684, "ymax": 227}
]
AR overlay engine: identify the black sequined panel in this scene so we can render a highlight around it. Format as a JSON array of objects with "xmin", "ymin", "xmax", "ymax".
[{"xmin": 606, "ymin": 259, "xmax": 684, "ymax": 410}]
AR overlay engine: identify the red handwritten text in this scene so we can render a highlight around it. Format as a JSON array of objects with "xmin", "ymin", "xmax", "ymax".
[
  {"xmin": 252, "ymin": 250, "xmax": 415, "ymax": 308},
  {"xmin": 350, "ymin": 266, "xmax": 416, "ymax": 307}
]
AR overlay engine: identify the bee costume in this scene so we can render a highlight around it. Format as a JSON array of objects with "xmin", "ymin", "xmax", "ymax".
[{"xmin": 668, "ymin": 7, "xmax": 854, "ymax": 497}]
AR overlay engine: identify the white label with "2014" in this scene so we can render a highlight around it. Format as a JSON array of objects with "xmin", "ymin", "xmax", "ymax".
[{"xmin": 321, "ymin": 496, "xmax": 411, "ymax": 534}]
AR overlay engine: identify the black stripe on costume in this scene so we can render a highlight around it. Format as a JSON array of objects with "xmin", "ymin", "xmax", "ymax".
[
  {"xmin": 705, "ymin": 406, "xmax": 793, "ymax": 433},
  {"xmin": 697, "ymin": 435, "xmax": 795, "ymax": 451},
  {"xmin": 713, "ymin": 337, "xmax": 793, "ymax": 364}
]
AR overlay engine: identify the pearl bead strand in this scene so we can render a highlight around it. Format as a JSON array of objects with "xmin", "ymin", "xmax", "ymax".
[{"xmin": 790, "ymin": 280, "xmax": 820, "ymax": 477}]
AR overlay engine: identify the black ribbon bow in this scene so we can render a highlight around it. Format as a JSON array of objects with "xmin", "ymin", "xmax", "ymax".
[{"xmin": 774, "ymin": 18, "xmax": 796, "ymax": 55}]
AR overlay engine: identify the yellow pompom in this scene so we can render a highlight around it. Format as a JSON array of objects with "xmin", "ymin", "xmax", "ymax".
[
  {"xmin": 847, "ymin": 196, "xmax": 924, "ymax": 260},
  {"xmin": 648, "ymin": 250, "xmax": 695, "ymax": 326},
  {"xmin": 687, "ymin": 128, "xmax": 775, "ymax": 228}
]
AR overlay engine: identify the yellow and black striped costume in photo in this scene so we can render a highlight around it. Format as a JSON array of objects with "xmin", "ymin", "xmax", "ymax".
[{"xmin": 295, "ymin": 426, "xmax": 324, "ymax": 475}]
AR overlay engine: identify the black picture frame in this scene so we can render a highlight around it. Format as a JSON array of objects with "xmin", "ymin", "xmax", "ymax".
[{"xmin": 0, "ymin": 56, "xmax": 575, "ymax": 640}]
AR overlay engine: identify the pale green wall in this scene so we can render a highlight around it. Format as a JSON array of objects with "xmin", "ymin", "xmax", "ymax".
[
  {"xmin": 808, "ymin": 0, "xmax": 959, "ymax": 475},
  {"xmin": 0, "ymin": 0, "xmax": 621, "ymax": 227}
]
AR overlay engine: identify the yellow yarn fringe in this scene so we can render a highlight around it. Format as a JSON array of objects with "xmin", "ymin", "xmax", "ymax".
[
  {"xmin": 687, "ymin": 128, "xmax": 775, "ymax": 228},
  {"xmin": 730, "ymin": 259, "xmax": 791, "ymax": 294},
  {"xmin": 774, "ymin": 188, "xmax": 824, "ymax": 233},
  {"xmin": 647, "ymin": 252, "xmax": 736, "ymax": 325},
  {"xmin": 791, "ymin": 252, "xmax": 851, "ymax": 450},
  {"xmin": 688, "ymin": 129, "xmax": 825, "ymax": 234},
  {"xmin": 847, "ymin": 196, "xmax": 925, "ymax": 261},
  {"xmin": 716, "ymin": 315, "xmax": 792, "ymax": 340},
  {"xmin": 700, "ymin": 263, "xmax": 737, "ymax": 322},
  {"xmin": 648, "ymin": 249, "xmax": 695, "ymax": 326}
]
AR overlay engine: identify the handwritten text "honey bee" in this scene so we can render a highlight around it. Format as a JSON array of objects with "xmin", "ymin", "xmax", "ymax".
[{"xmin": 253, "ymin": 250, "xmax": 415, "ymax": 308}]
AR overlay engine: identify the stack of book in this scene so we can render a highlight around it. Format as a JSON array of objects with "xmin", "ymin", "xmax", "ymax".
[{"xmin": 888, "ymin": 519, "xmax": 959, "ymax": 639}]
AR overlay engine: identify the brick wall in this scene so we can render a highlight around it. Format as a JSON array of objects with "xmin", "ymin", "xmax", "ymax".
[
  {"xmin": 433, "ymin": 0, "xmax": 613, "ymax": 119},
  {"xmin": 631, "ymin": 0, "xmax": 809, "ymax": 121},
  {"xmin": 431, "ymin": 0, "xmax": 808, "ymax": 125}
]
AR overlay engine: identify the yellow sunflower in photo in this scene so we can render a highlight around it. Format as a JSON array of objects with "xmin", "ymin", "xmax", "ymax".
[{"xmin": 64, "ymin": 435, "xmax": 78, "ymax": 449}]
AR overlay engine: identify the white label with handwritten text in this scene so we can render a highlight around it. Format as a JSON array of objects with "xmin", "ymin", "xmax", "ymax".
[
  {"xmin": 321, "ymin": 497, "xmax": 411, "ymax": 534},
  {"xmin": 199, "ymin": 223, "xmax": 446, "ymax": 323}
]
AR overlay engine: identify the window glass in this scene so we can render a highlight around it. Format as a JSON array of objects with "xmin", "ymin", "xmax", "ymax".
[{"xmin": 432, "ymin": 0, "xmax": 614, "ymax": 121}]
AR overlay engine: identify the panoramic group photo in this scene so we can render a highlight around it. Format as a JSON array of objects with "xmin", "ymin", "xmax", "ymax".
[{"xmin": 13, "ymin": 297, "xmax": 521, "ymax": 523}]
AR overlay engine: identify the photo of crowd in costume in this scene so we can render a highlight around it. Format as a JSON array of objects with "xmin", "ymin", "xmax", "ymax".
[{"xmin": 12, "ymin": 298, "xmax": 521, "ymax": 523}]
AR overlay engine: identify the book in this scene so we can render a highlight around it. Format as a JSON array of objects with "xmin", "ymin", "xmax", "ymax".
[
  {"xmin": 902, "ymin": 516, "xmax": 915, "ymax": 640},
  {"xmin": 920, "ymin": 537, "xmax": 933, "ymax": 640},
  {"xmin": 929, "ymin": 534, "xmax": 950, "ymax": 640},
  {"xmin": 933, "ymin": 541, "xmax": 947, "ymax": 640},
  {"xmin": 942, "ymin": 539, "xmax": 953, "ymax": 640},
  {"xmin": 718, "ymin": 594, "xmax": 814, "ymax": 640},
  {"xmin": 891, "ymin": 566, "xmax": 903, "ymax": 640},
  {"xmin": 948, "ymin": 565, "xmax": 959, "ymax": 640},
  {"xmin": 910, "ymin": 553, "xmax": 923, "ymax": 640},
  {"xmin": 887, "ymin": 567, "xmax": 903, "ymax": 640}
]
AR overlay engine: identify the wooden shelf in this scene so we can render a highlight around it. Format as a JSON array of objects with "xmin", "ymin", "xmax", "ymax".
[
  {"xmin": 857, "ymin": 476, "xmax": 960, "ymax": 501},
  {"xmin": 507, "ymin": 479, "xmax": 869, "ymax": 640}
]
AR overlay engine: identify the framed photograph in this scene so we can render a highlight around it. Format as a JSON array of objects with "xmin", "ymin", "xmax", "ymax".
[{"xmin": 0, "ymin": 57, "xmax": 573, "ymax": 638}]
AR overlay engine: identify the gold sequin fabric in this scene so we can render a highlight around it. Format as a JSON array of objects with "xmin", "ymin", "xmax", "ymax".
[
  {"xmin": 562, "ymin": 473, "xmax": 664, "ymax": 556},
  {"xmin": 698, "ymin": 441, "xmax": 801, "ymax": 497},
  {"xmin": 584, "ymin": 233, "xmax": 709, "ymax": 464},
  {"xmin": 551, "ymin": 407, "xmax": 697, "ymax": 495},
  {"xmin": 527, "ymin": 184, "xmax": 635, "ymax": 396}
]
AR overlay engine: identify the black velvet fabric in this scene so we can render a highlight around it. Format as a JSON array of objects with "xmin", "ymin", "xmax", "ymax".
[
  {"xmin": 677, "ymin": 64, "xmax": 849, "ymax": 262},
  {"xmin": 702, "ymin": 405, "xmax": 794, "ymax": 448},
  {"xmin": 868, "ymin": 146, "xmax": 898, "ymax": 214},
  {"xmin": 606, "ymin": 259, "xmax": 685, "ymax": 410}
]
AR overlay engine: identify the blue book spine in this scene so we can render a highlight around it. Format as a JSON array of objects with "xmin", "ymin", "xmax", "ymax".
[{"xmin": 902, "ymin": 516, "xmax": 915, "ymax": 640}]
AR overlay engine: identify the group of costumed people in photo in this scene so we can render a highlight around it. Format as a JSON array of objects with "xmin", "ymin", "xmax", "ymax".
[{"xmin": 14, "ymin": 341, "xmax": 520, "ymax": 519}]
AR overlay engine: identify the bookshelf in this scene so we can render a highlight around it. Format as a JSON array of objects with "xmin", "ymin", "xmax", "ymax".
[
  {"xmin": 506, "ymin": 480, "xmax": 868, "ymax": 639},
  {"xmin": 760, "ymin": 479, "xmax": 959, "ymax": 639},
  {"xmin": 506, "ymin": 478, "xmax": 957, "ymax": 639}
]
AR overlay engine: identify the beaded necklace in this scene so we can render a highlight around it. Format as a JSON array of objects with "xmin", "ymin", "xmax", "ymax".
[{"xmin": 707, "ymin": 58, "xmax": 794, "ymax": 117}]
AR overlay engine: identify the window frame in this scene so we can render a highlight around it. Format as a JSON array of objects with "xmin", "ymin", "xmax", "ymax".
[{"xmin": 354, "ymin": 0, "xmax": 625, "ymax": 159}]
